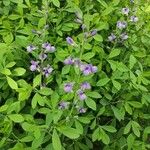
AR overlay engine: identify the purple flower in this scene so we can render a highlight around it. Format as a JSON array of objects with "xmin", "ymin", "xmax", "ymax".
[
  {"xmin": 42, "ymin": 42, "xmax": 56, "ymax": 53},
  {"xmin": 43, "ymin": 65, "xmax": 53, "ymax": 77},
  {"xmin": 74, "ymin": 58, "xmax": 82, "ymax": 67},
  {"xmin": 81, "ymin": 82, "xmax": 91, "ymax": 90},
  {"xmin": 39, "ymin": 53, "xmax": 47, "ymax": 60},
  {"xmin": 66, "ymin": 37, "xmax": 75, "ymax": 46},
  {"xmin": 120, "ymin": 33, "xmax": 128, "ymax": 40},
  {"xmin": 90, "ymin": 29, "xmax": 97, "ymax": 36},
  {"xmin": 64, "ymin": 57, "xmax": 74, "ymax": 65},
  {"xmin": 79, "ymin": 107, "xmax": 86, "ymax": 113},
  {"xmin": 30, "ymin": 61, "xmax": 39, "ymax": 71},
  {"xmin": 130, "ymin": 16, "xmax": 138, "ymax": 22},
  {"xmin": 108, "ymin": 33, "xmax": 116, "ymax": 42},
  {"xmin": 77, "ymin": 90, "xmax": 87, "ymax": 100},
  {"xmin": 58, "ymin": 101, "xmax": 70, "ymax": 109},
  {"xmin": 64, "ymin": 83, "xmax": 74, "ymax": 93},
  {"xmin": 26, "ymin": 45, "xmax": 36, "ymax": 52},
  {"xmin": 80, "ymin": 64, "xmax": 98, "ymax": 75},
  {"xmin": 122, "ymin": 8, "xmax": 130, "ymax": 15},
  {"xmin": 117, "ymin": 21, "xmax": 127, "ymax": 29}
]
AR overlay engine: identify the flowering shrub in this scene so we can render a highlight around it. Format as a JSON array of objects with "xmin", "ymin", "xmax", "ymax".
[{"xmin": 0, "ymin": 0, "xmax": 150, "ymax": 149}]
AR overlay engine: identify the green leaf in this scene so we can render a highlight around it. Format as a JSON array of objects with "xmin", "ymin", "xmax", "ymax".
[
  {"xmin": 85, "ymin": 98, "xmax": 96, "ymax": 110},
  {"xmin": 124, "ymin": 121, "xmax": 132, "ymax": 134},
  {"xmin": 92, "ymin": 128, "xmax": 100, "ymax": 142},
  {"xmin": 101, "ymin": 126, "xmax": 117, "ymax": 133},
  {"xmin": 109, "ymin": 49, "xmax": 121, "ymax": 59},
  {"xmin": 129, "ymin": 55, "xmax": 137, "ymax": 69},
  {"xmin": 58, "ymin": 126, "xmax": 80, "ymax": 139},
  {"xmin": 8, "ymin": 114, "xmax": 24, "ymax": 123},
  {"xmin": 51, "ymin": 92, "xmax": 59, "ymax": 109},
  {"xmin": 6, "ymin": 62, "xmax": 16, "ymax": 68},
  {"xmin": 32, "ymin": 93, "xmax": 45, "ymax": 108},
  {"xmin": 52, "ymin": 129, "xmax": 62, "ymax": 150},
  {"xmin": 13, "ymin": 67, "xmax": 26, "ymax": 76},
  {"xmin": 8, "ymin": 14, "xmax": 21, "ymax": 20},
  {"xmin": 38, "ymin": 87, "xmax": 53, "ymax": 96},
  {"xmin": 111, "ymin": 106, "xmax": 124, "ymax": 121},
  {"xmin": 1, "ymin": 69, "xmax": 11, "ymax": 75},
  {"xmin": 128, "ymin": 101, "xmax": 142, "ymax": 108},
  {"xmin": 112, "ymin": 80, "xmax": 121, "ymax": 90},
  {"xmin": 100, "ymin": 128, "xmax": 110, "ymax": 144},
  {"xmin": 82, "ymin": 52, "xmax": 95, "ymax": 61},
  {"xmin": 131, "ymin": 121, "xmax": 140, "ymax": 137},
  {"xmin": 32, "ymin": 93, "xmax": 38, "ymax": 109},
  {"xmin": 93, "ymin": 34, "xmax": 103, "ymax": 42},
  {"xmin": 38, "ymin": 18, "xmax": 46, "ymax": 28},
  {"xmin": 0, "ymin": 105, "xmax": 8, "ymax": 112},
  {"xmin": 102, "ymin": 6, "xmax": 114, "ymax": 16},
  {"xmin": 127, "ymin": 134, "xmax": 135, "ymax": 150},
  {"xmin": 97, "ymin": 78, "xmax": 110, "ymax": 86},
  {"xmin": 78, "ymin": 117, "xmax": 91, "ymax": 124},
  {"xmin": 62, "ymin": 65, "xmax": 70, "ymax": 75},
  {"xmin": 51, "ymin": 0, "xmax": 60, "ymax": 7},
  {"xmin": 6, "ymin": 76, "xmax": 18, "ymax": 89},
  {"xmin": 33, "ymin": 74, "xmax": 41, "ymax": 88},
  {"xmin": 87, "ymin": 91, "xmax": 102, "ymax": 98},
  {"xmin": 75, "ymin": 121, "xmax": 83, "ymax": 134}
]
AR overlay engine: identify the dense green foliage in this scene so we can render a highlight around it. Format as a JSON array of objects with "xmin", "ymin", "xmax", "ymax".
[{"xmin": 0, "ymin": 0, "xmax": 150, "ymax": 149}]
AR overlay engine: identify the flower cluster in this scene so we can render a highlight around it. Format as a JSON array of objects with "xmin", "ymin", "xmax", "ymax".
[
  {"xmin": 26, "ymin": 42, "xmax": 55, "ymax": 77},
  {"xmin": 108, "ymin": 7, "xmax": 138, "ymax": 42}
]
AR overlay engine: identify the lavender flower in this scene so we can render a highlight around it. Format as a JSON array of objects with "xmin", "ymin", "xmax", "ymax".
[
  {"xmin": 80, "ymin": 64, "xmax": 98, "ymax": 75},
  {"xmin": 58, "ymin": 101, "xmax": 70, "ymax": 110},
  {"xmin": 64, "ymin": 82, "xmax": 74, "ymax": 93},
  {"xmin": 64, "ymin": 57, "xmax": 74, "ymax": 65},
  {"xmin": 79, "ymin": 107, "xmax": 86, "ymax": 113},
  {"xmin": 30, "ymin": 61, "xmax": 39, "ymax": 71},
  {"xmin": 26, "ymin": 45, "xmax": 36, "ymax": 52},
  {"xmin": 39, "ymin": 53, "xmax": 47, "ymax": 60},
  {"xmin": 90, "ymin": 29, "xmax": 97, "ymax": 36},
  {"xmin": 74, "ymin": 58, "xmax": 82, "ymax": 67},
  {"xmin": 117, "ymin": 21, "xmax": 127, "ymax": 29},
  {"xmin": 130, "ymin": 16, "xmax": 138, "ymax": 22},
  {"xmin": 81, "ymin": 82, "xmax": 91, "ymax": 90},
  {"xmin": 120, "ymin": 33, "xmax": 128, "ymax": 40},
  {"xmin": 43, "ymin": 65, "xmax": 53, "ymax": 77},
  {"xmin": 66, "ymin": 37, "xmax": 75, "ymax": 46},
  {"xmin": 108, "ymin": 33, "xmax": 116, "ymax": 42},
  {"xmin": 77, "ymin": 90, "xmax": 87, "ymax": 100},
  {"xmin": 42, "ymin": 42, "xmax": 56, "ymax": 52},
  {"xmin": 122, "ymin": 8, "xmax": 130, "ymax": 15}
]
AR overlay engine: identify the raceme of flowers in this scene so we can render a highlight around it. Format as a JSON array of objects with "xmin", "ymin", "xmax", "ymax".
[{"xmin": 108, "ymin": 7, "xmax": 138, "ymax": 42}]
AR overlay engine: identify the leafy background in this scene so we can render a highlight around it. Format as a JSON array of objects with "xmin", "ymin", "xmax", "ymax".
[{"xmin": 0, "ymin": 0, "xmax": 150, "ymax": 150}]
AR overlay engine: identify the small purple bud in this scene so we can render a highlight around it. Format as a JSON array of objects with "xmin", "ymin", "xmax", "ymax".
[
  {"xmin": 39, "ymin": 53, "xmax": 47, "ymax": 60},
  {"xmin": 92, "ymin": 66, "xmax": 98, "ymax": 73},
  {"xmin": 79, "ymin": 107, "xmax": 86, "ymax": 113},
  {"xmin": 64, "ymin": 83, "xmax": 74, "ymax": 93},
  {"xmin": 90, "ymin": 29, "xmax": 97, "ymax": 36},
  {"xmin": 64, "ymin": 57, "xmax": 74, "ymax": 65},
  {"xmin": 43, "ymin": 65, "xmax": 53, "ymax": 77},
  {"xmin": 77, "ymin": 90, "xmax": 87, "ymax": 100},
  {"xmin": 81, "ymin": 82, "xmax": 91, "ymax": 90},
  {"xmin": 42, "ymin": 42, "xmax": 51, "ymax": 49},
  {"xmin": 117, "ymin": 21, "xmax": 127, "ymax": 29},
  {"xmin": 120, "ymin": 33, "xmax": 128, "ymax": 40},
  {"xmin": 130, "ymin": 16, "xmax": 138, "ymax": 22},
  {"xmin": 122, "ymin": 8, "xmax": 130, "ymax": 15},
  {"xmin": 26, "ymin": 45, "xmax": 36, "ymax": 52},
  {"xmin": 66, "ymin": 37, "xmax": 75, "ymax": 45},
  {"xmin": 59, "ymin": 101, "xmax": 70, "ymax": 110},
  {"xmin": 108, "ymin": 33, "xmax": 116, "ymax": 42}
]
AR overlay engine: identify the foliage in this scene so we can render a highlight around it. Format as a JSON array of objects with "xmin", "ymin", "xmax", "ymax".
[{"xmin": 0, "ymin": 0, "xmax": 150, "ymax": 149}]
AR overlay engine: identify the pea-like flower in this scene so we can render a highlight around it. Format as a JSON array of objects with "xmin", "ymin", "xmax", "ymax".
[
  {"xmin": 43, "ymin": 65, "xmax": 53, "ymax": 77},
  {"xmin": 120, "ymin": 33, "xmax": 128, "ymax": 40},
  {"xmin": 81, "ymin": 82, "xmax": 91, "ymax": 90},
  {"xmin": 80, "ymin": 64, "xmax": 98, "ymax": 75},
  {"xmin": 30, "ymin": 61, "xmax": 39, "ymax": 71},
  {"xmin": 108, "ymin": 33, "xmax": 116, "ymax": 42},
  {"xmin": 42, "ymin": 42, "xmax": 56, "ymax": 53},
  {"xmin": 79, "ymin": 107, "xmax": 86, "ymax": 113},
  {"xmin": 77, "ymin": 90, "xmax": 87, "ymax": 100},
  {"xmin": 122, "ymin": 8, "xmax": 129, "ymax": 15},
  {"xmin": 130, "ymin": 16, "xmax": 138, "ymax": 22},
  {"xmin": 64, "ymin": 82, "xmax": 74, "ymax": 93},
  {"xmin": 90, "ymin": 29, "xmax": 97, "ymax": 36},
  {"xmin": 66, "ymin": 37, "xmax": 75, "ymax": 46},
  {"xmin": 117, "ymin": 21, "xmax": 127, "ymax": 29},
  {"xmin": 26, "ymin": 45, "xmax": 36, "ymax": 52},
  {"xmin": 64, "ymin": 57, "xmax": 74, "ymax": 65},
  {"xmin": 58, "ymin": 101, "xmax": 70, "ymax": 110},
  {"xmin": 39, "ymin": 53, "xmax": 47, "ymax": 61}
]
